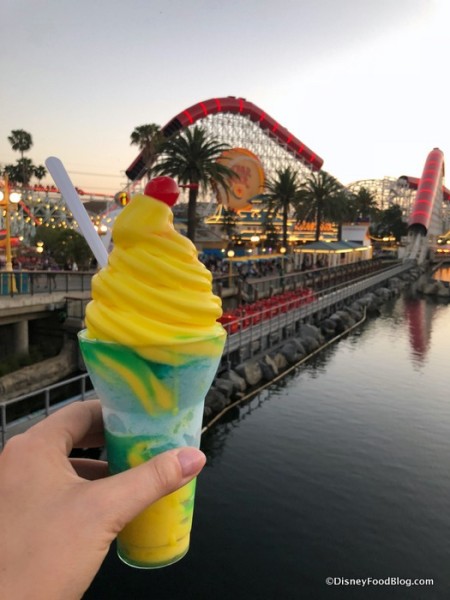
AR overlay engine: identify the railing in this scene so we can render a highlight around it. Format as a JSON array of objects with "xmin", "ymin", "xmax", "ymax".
[
  {"xmin": 220, "ymin": 261, "xmax": 412, "ymax": 366},
  {"xmin": 0, "ymin": 270, "xmax": 95, "ymax": 298},
  {"xmin": 211, "ymin": 259, "xmax": 387, "ymax": 301},
  {"xmin": 1, "ymin": 260, "xmax": 413, "ymax": 447},
  {"xmin": 1, "ymin": 373, "xmax": 94, "ymax": 448}
]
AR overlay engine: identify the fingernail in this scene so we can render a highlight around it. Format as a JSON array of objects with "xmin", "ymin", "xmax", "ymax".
[{"xmin": 177, "ymin": 448, "xmax": 206, "ymax": 477}]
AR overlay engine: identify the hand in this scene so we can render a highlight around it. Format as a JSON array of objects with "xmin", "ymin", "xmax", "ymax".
[{"xmin": 0, "ymin": 400, "xmax": 206, "ymax": 600}]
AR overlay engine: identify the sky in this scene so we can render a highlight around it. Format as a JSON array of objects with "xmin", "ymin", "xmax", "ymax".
[{"xmin": 1, "ymin": 0, "xmax": 449, "ymax": 195}]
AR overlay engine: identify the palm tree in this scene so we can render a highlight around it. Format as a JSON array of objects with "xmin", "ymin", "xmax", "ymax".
[
  {"xmin": 130, "ymin": 123, "xmax": 163, "ymax": 176},
  {"xmin": 8, "ymin": 129, "xmax": 33, "ymax": 159},
  {"xmin": 220, "ymin": 207, "xmax": 239, "ymax": 244},
  {"xmin": 154, "ymin": 126, "xmax": 236, "ymax": 242},
  {"xmin": 5, "ymin": 158, "xmax": 35, "ymax": 186},
  {"xmin": 8, "ymin": 129, "xmax": 33, "ymax": 187},
  {"xmin": 350, "ymin": 186, "xmax": 378, "ymax": 221},
  {"xmin": 34, "ymin": 164, "xmax": 47, "ymax": 184},
  {"xmin": 263, "ymin": 167, "xmax": 303, "ymax": 249},
  {"xmin": 261, "ymin": 209, "xmax": 279, "ymax": 249},
  {"xmin": 298, "ymin": 171, "xmax": 345, "ymax": 241}
]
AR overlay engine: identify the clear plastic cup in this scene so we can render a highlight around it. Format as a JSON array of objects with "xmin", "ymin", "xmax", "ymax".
[{"xmin": 78, "ymin": 329, "xmax": 225, "ymax": 568}]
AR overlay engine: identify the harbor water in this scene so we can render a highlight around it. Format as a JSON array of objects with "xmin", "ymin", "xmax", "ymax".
[{"xmin": 85, "ymin": 288, "xmax": 450, "ymax": 599}]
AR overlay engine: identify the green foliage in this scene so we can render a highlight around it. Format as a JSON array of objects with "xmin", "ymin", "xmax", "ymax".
[
  {"xmin": 263, "ymin": 167, "xmax": 304, "ymax": 248},
  {"xmin": 261, "ymin": 211, "xmax": 279, "ymax": 249},
  {"xmin": 8, "ymin": 129, "xmax": 33, "ymax": 157},
  {"xmin": 34, "ymin": 227, "xmax": 93, "ymax": 268},
  {"xmin": 130, "ymin": 123, "xmax": 163, "ymax": 176},
  {"xmin": 297, "ymin": 171, "xmax": 346, "ymax": 241},
  {"xmin": 5, "ymin": 129, "xmax": 46, "ymax": 186},
  {"xmin": 154, "ymin": 126, "xmax": 236, "ymax": 242},
  {"xmin": 370, "ymin": 204, "xmax": 408, "ymax": 241},
  {"xmin": 348, "ymin": 187, "xmax": 379, "ymax": 221},
  {"xmin": 220, "ymin": 207, "xmax": 239, "ymax": 242}
]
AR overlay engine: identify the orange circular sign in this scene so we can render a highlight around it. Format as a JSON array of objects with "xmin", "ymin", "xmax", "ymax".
[{"xmin": 216, "ymin": 148, "xmax": 265, "ymax": 211}]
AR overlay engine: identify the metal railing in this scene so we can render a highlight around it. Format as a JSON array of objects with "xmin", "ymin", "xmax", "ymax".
[
  {"xmin": 0, "ymin": 270, "xmax": 94, "ymax": 298},
  {"xmin": 220, "ymin": 261, "xmax": 412, "ymax": 366},
  {"xmin": 1, "ymin": 373, "xmax": 94, "ymax": 448},
  {"xmin": 211, "ymin": 259, "xmax": 387, "ymax": 302},
  {"xmin": 1, "ymin": 260, "xmax": 413, "ymax": 447}
]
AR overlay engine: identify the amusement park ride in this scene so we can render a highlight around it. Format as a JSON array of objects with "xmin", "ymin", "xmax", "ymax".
[{"xmin": 1, "ymin": 96, "xmax": 449, "ymax": 263}]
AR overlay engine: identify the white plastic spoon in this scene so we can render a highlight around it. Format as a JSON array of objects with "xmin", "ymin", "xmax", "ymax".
[{"xmin": 45, "ymin": 156, "xmax": 109, "ymax": 267}]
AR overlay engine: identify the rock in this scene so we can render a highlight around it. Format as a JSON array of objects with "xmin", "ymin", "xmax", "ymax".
[
  {"xmin": 235, "ymin": 361, "xmax": 263, "ymax": 386},
  {"xmin": 328, "ymin": 313, "xmax": 346, "ymax": 334},
  {"xmin": 221, "ymin": 369, "xmax": 247, "ymax": 393},
  {"xmin": 423, "ymin": 281, "xmax": 439, "ymax": 295},
  {"xmin": 279, "ymin": 340, "xmax": 306, "ymax": 363},
  {"xmin": 270, "ymin": 352, "xmax": 289, "ymax": 370},
  {"xmin": 263, "ymin": 354, "xmax": 279, "ymax": 376},
  {"xmin": 346, "ymin": 306, "xmax": 363, "ymax": 322},
  {"xmin": 258, "ymin": 359, "xmax": 277, "ymax": 381},
  {"xmin": 213, "ymin": 377, "xmax": 235, "ymax": 398},
  {"xmin": 320, "ymin": 318, "xmax": 336, "ymax": 338},
  {"xmin": 203, "ymin": 405, "xmax": 213, "ymax": 418},
  {"xmin": 204, "ymin": 388, "xmax": 229, "ymax": 412},
  {"xmin": 436, "ymin": 281, "xmax": 450, "ymax": 297},
  {"xmin": 375, "ymin": 287, "xmax": 391, "ymax": 300},
  {"xmin": 335, "ymin": 310, "xmax": 356, "ymax": 328},
  {"xmin": 297, "ymin": 323, "xmax": 323, "ymax": 343},
  {"xmin": 300, "ymin": 335, "xmax": 321, "ymax": 353}
]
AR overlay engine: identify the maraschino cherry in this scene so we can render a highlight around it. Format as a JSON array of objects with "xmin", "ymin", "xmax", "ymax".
[{"xmin": 144, "ymin": 176, "xmax": 179, "ymax": 207}]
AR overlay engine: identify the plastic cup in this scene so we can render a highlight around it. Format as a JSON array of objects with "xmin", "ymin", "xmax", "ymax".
[{"xmin": 78, "ymin": 329, "xmax": 225, "ymax": 568}]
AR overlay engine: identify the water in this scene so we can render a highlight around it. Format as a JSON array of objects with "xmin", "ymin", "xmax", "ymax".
[{"xmin": 85, "ymin": 290, "xmax": 450, "ymax": 600}]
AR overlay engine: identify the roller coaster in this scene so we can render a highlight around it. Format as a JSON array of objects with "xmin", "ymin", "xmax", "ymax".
[
  {"xmin": 126, "ymin": 97, "xmax": 448, "ymax": 265},
  {"xmin": 2, "ymin": 97, "xmax": 448, "ymax": 259},
  {"xmin": 403, "ymin": 148, "xmax": 446, "ymax": 263},
  {"xmin": 126, "ymin": 96, "xmax": 323, "ymax": 183}
]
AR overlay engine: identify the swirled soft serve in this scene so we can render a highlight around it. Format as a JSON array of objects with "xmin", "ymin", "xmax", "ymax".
[{"xmin": 85, "ymin": 176, "xmax": 225, "ymax": 364}]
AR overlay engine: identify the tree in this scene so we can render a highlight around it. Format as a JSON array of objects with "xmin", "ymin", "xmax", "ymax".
[
  {"xmin": 220, "ymin": 207, "xmax": 240, "ymax": 244},
  {"xmin": 371, "ymin": 205, "xmax": 407, "ymax": 242},
  {"xmin": 262, "ymin": 167, "xmax": 303, "ymax": 248},
  {"xmin": 130, "ymin": 123, "xmax": 163, "ymax": 176},
  {"xmin": 261, "ymin": 209, "xmax": 279, "ymax": 249},
  {"xmin": 349, "ymin": 186, "xmax": 378, "ymax": 221},
  {"xmin": 297, "ymin": 170, "xmax": 345, "ymax": 241},
  {"xmin": 34, "ymin": 227, "xmax": 93, "ymax": 269},
  {"xmin": 8, "ymin": 129, "xmax": 33, "ymax": 159},
  {"xmin": 154, "ymin": 126, "xmax": 236, "ymax": 242},
  {"xmin": 4, "ymin": 159, "xmax": 46, "ymax": 187},
  {"xmin": 14, "ymin": 158, "xmax": 34, "ymax": 186},
  {"xmin": 34, "ymin": 165, "xmax": 47, "ymax": 183},
  {"xmin": 8, "ymin": 129, "xmax": 34, "ymax": 186}
]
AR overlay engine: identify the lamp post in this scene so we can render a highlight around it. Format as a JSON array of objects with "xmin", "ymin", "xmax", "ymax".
[
  {"xmin": 227, "ymin": 249, "xmax": 235, "ymax": 287},
  {"xmin": 0, "ymin": 174, "xmax": 21, "ymax": 291},
  {"xmin": 280, "ymin": 246, "xmax": 287, "ymax": 273},
  {"xmin": 250, "ymin": 235, "xmax": 260, "ymax": 256}
]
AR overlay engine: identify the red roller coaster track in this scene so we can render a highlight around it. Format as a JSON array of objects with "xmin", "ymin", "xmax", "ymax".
[
  {"xmin": 408, "ymin": 148, "xmax": 445, "ymax": 232},
  {"xmin": 125, "ymin": 96, "xmax": 324, "ymax": 181}
]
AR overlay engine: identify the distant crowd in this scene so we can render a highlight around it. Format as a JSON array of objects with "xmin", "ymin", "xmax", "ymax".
[
  {"xmin": 11, "ymin": 256, "xmax": 81, "ymax": 272},
  {"xmin": 200, "ymin": 255, "xmax": 285, "ymax": 281}
]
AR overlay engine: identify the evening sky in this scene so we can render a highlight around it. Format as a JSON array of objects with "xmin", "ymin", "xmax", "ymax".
[{"xmin": 1, "ymin": 0, "xmax": 448, "ymax": 195}]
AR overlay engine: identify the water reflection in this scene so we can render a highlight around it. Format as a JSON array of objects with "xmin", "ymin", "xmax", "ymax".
[
  {"xmin": 403, "ymin": 266, "xmax": 450, "ymax": 365},
  {"xmin": 85, "ymin": 291, "xmax": 450, "ymax": 600},
  {"xmin": 404, "ymin": 296, "xmax": 435, "ymax": 364}
]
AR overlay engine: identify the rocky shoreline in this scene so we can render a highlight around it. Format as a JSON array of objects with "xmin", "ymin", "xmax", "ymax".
[{"xmin": 203, "ymin": 265, "xmax": 426, "ymax": 425}]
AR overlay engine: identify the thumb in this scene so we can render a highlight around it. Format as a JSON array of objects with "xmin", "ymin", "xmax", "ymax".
[{"xmin": 92, "ymin": 447, "xmax": 206, "ymax": 532}]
